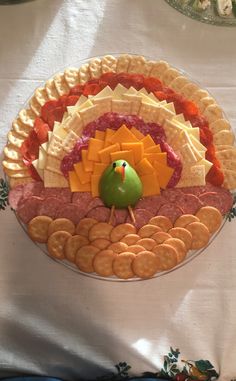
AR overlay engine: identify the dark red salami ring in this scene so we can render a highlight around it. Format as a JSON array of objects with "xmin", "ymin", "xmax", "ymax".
[
  {"xmin": 72, "ymin": 192, "xmax": 93, "ymax": 207},
  {"xmin": 114, "ymin": 209, "xmax": 128, "ymax": 225},
  {"xmin": 23, "ymin": 181, "xmax": 44, "ymax": 199},
  {"xmin": 161, "ymin": 188, "xmax": 184, "ymax": 204},
  {"xmin": 37, "ymin": 197, "xmax": 61, "ymax": 219},
  {"xmin": 8, "ymin": 184, "xmax": 24, "ymax": 210},
  {"xmin": 17, "ymin": 196, "xmax": 43, "ymax": 224},
  {"xmin": 157, "ymin": 203, "xmax": 183, "ymax": 224},
  {"xmin": 56, "ymin": 203, "xmax": 86, "ymax": 224},
  {"xmin": 176, "ymin": 194, "xmax": 203, "ymax": 215},
  {"xmin": 87, "ymin": 197, "xmax": 104, "ymax": 211},
  {"xmin": 60, "ymin": 188, "xmax": 72, "ymax": 204},
  {"xmin": 126, "ymin": 208, "xmax": 154, "ymax": 230},
  {"xmin": 40, "ymin": 187, "xmax": 62, "ymax": 199},
  {"xmin": 135, "ymin": 195, "xmax": 167, "ymax": 214},
  {"xmin": 86, "ymin": 206, "xmax": 112, "ymax": 223},
  {"xmin": 199, "ymin": 192, "xmax": 233, "ymax": 215}
]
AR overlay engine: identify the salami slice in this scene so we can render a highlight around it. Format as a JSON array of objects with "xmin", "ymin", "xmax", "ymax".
[
  {"xmin": 40, "ymin": 187, "xmax": 62, "ymax": 199},
  {"xmin": 72, "ymin": 192, "xmax": 93, "ymax": 207},
  {"xmin": 37, "ymin": 197, "xmax": 61, "ymax": 219},
  {"xmin": 8, "ymin": 184, "xmax": 24, "ymax": 210},
  {"xmin": 60, "ymin": 188, "xmax": 72, "ymax": 203},
  {"xmin": 56, "ymin": 203, "xmax": 86, "ymax": 224},
  {"xmin": 86, "ymin": 206, "xmax": 112, "ymax": 223},
  {"xmin": 177, "ymin": 194, "xmax": 203, "ymax": 215},
  {"xmin": 157, "ymin": 203, "xmax": 183, "ymax": 224},
  {"xmin": 161, "ymin": 188, "xmax": 184, "ymax": 204},
  {"xmin": 126, "ymin": 208, "xmax": 154, "ymax": 230},
  {"xmin": 17, "ymin": 196, "xmax": 43, "ymax": 224},
  {"xmin": 199, "ymin": 192, "xmax": 233, "ymax": 215},
  {"xmin": 114, "ymin": 209, "xmax": 128, "ymax": 225},
  {"xmin": 135, "ymin": 195, "xmax": 167, "ymax": 214},
  {"xmin": 87, "ymin": 197, "xmax": 104, "ymax": 211},
  {"xmin": 23, "ymin": 181, "xmax": 44, "ymax": 198}
]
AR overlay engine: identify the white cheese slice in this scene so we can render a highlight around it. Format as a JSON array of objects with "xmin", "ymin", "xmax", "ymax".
[
  {"xmin": 176, "ymin": 165, "xmax": 206, "ymax": 187},
  {"xmin": 112, "ymin": 84, "xmax": 127, "ymax": 100},
  {"xmin": 38, "ymin": 147, "xmax": 47, "ymax": 169},
  {"xmin": 171, "ymin": 130, "xmax": 191, "ymax": 151},
  {"xmin": 172, "ymin": 113, "xmax": 186, "ymax": 123},
  {"xmin": 189, "ymin": 135, "xmax": 207, "ymax": 152},
  {"xmin": 32, "ymin": 159, "xmax": 44, "ymax": 180},
  {"xmin": 198, "ymin": 158, "xmax": 213, "ymax": 175},
  {"xmin": 68, "ymin": 95, "xmax": 88, "ymax": 114},
  {"xmin": 53, "ymin": 124, "xmax": 68, "ymax": 139},
  {"xmin": 93, "ymin": 85, "xmax": 113, "ymax": 99}
]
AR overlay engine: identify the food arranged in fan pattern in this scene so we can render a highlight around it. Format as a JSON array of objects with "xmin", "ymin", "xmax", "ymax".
[{"xmin": 3, "ymin": 54, "xmax": 235, "ymax": 279}]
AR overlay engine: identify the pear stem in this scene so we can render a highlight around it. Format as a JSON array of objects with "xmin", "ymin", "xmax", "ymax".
[
  {"xmin": 109, "ymin": 205, "xmax": 115, "ymax": 225},
  {"xmin": 128, "ymin": 205, "xmax": 136, "ymax": 223}
]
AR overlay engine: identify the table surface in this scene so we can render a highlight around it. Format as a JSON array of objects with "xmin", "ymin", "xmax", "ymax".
[{"xmin": 0, "ymin": 0, "xmax": 236, "ymax": 380}]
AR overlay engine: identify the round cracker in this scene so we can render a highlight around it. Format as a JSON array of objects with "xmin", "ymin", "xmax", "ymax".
[
  {"xmin": 91, "ymin": 238, "xmax": 110, "ymax": 250},
  {"xmin": 128, "ymin": 245, "xmax": 145, "ymax": 254},
  {"xmin": 174, "ymin": 214, "xmax": 199, "ymax": 228},
  {"xmin": 138, "ymin": 224, "xmax": 162, "ymax": 238},
  {"xmin": 153, "ymin": 244, "xmax": 178, "ymax": 270},
  {"xmin": 108, "ymin": 241, "xmax": 128, "ymax": 254},
  {"xmin": 149, "ymin": 216, "xmax": 173, "ymax": 232},
  {"xmin": 164, "ymin": 238, "xmax": 187, "ymax": 264},
  {"xmin": 151, "ymin": 231, "xmax": 172, "ymax": 244},
  {"xmin": 168, "ymin": 227, "xmax": 192, "ymax": 251},
  {"xmin": 195, "ymin": 206, "xmax": 222, "ymax": 234},
  {"xmin": 76, "ymin": 217, "xmax": 97, "ymax": 237},
  {"xmin": 121, "ymin": 234, "xmax": 140, "ymax": 245},
  {"xmin": 137, "ymin": 238, "xmax": 156, "ymax": 251},
  {"xmin": 48, "ymin": 218, "xmax": 75, "ymax": 236},
  {"xmin": 113, "ymin": 252, "xmax": 136, "ymax": 279},
  {"xmin": 28, "ymin": 215, "xmax": 53, "ymax": 243},
  {"xmin": 47, "ymin": 231, "xmax": 71, "ymax": 259},
  {"xmin": 65, "ymin": 235, "xmax": 89, "ymax": 262},
  {"xmin": 132, "ymin": 251, "xmax": 158, "ymax": 279},
  {"xmin": 110, "ymin": 223, "xmax": 136, "ymax": 242},
  {"xmin": 89, "ymin": 222, "xmax": 113, "ymax": 241},
  {"xmin": 93, "ymin": 250, "xmax": 117, "ymax": 277},
  {"xmin": 186, "ymin": 222, "xmax": 210, "ymax": 250},
  {"xmin": 75, "ymin": 245, "xmax": 100, "ymax": 273}
]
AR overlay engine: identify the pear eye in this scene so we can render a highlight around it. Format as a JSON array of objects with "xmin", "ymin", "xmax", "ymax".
[
  {"xmin": 113, "ymin": 162, "xmax": 117, "ymax": 168},
  {"xmin": 122, "ymin": 162, "xmax": 127, "ymax": 167}
]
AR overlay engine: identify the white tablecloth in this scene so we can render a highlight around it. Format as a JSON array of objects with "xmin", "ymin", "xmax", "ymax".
[{"xmin": 0, "ymin": 1, "xmax": 236, "ymax": 379}]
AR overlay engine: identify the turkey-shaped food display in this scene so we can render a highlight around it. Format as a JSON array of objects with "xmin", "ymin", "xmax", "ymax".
[{"xmin": 3, "ymin": 54, "xmax": 236, "ymax": 280}]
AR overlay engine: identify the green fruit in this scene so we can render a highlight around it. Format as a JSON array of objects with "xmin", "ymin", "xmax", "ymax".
[{"xmin": 99, "ymin": 160, "xmax": 143, "ymax": 209}]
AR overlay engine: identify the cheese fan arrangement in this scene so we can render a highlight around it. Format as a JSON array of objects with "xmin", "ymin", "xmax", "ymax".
[{"xmin": 2, "ymin": 54, "xmax": 236, "ymax": 280}]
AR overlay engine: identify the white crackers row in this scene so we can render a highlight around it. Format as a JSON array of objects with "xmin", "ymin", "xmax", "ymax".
[{"xmin": 2, "ymin": 54, "xmax": 235, "ymax": 189}]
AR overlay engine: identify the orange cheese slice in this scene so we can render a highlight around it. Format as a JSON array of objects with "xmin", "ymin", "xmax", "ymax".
[
  {"xmin": 145, "ymin": 145, "xmax": 161, "ymax": 154},
  {"xmin": 140, "ymin": 173, "xmax": 160, "ymax": 196},
  {"xmin": 98, "ymin": 143, "xmax": 120, "ymax": 163},
  {"xmin": 121, "ymin": 142, "xmax": 144, "ymax": 164},
  {"xmin": 141, "ymin": 134, "xmax": 156, "ymax": 150},
  {"xmin": 91, "ymin": 174, "xmax": 100, "ymax": 197},
  {"xmin": 69, "ymin": 171, "xmax": 91, "ymax": 192},
  {"xmin": 110, "ymin": 150, "xmax": 135, "ymax": 167},
  {"xmin": 88, "ymin": 138, "xmax": 104, "ymax": 161},
  {"xmin": 81, "ymin": 149, "xmax": 94, "ymax": 172},
  {"xmin": 110, "ymin": 125, "xmax": 138, "ymax": 144},
  {"xmin": 93, "ymin": 162, "xmax": 107, "ymax": 175},
  {"xmin": 144, "ymin": 152, "xmax": 167, "ymax": 164},
  {"xmin": 135, "ymin": 158, "xmax": 155, "ymax": 175},
  {"xmin": 95, "ymin": 130, "xmax": 105, "ymax": 140},
  {"xmin": 153, "ymin": 160, "xmax": 174, "ymax": 189},
  {"xmin": 74, "ymin": 162, "xmax": 91, "ymax": 184},
  {"xmin": 104, "ymin": 128, "xmax": 116, "ymax": 147},
  {"xmin": 130, "ymin": 127, "xmax": 145, "ymax": 140}
]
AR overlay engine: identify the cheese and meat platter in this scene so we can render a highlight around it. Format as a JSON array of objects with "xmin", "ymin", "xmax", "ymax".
[{"xmin": 2, "ymin": 54, "xmax": 236, "ymax": 280}]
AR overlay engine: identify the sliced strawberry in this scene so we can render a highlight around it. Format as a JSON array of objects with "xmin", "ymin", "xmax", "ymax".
[
  {"xmin": 144, "ymin": 77, "xmax": 162, "ymax": 92},
  {"xmin": 206, "ymin": 165, "xmax": 224, "ymax": 186}
]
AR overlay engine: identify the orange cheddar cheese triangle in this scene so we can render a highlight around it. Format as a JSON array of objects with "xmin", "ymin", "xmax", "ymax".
[
  {"xmin": 95, "ymin": 130, "xmax": 105, "ymax": 141},
  {"xmin": 136, "ymin": 158, "xmax": 155, "ymax": 175},
  {"xmin": 91, "ymin": 174, "xmax": 100, "ymax": 197},
  {"xmin": 74, "ymin": 162, "xmax": 91, "ymax": 184},
  {"xmin": 93, "ymin": 162, "xmax": 107, "ymax": 175},
  {"xmin": 145, "ymin": 145, "xmax": 161, "ymax": 154},
  {"xmin": 69, "ymin": 171, "xmax": 91, "ymax": 192},
  {"xmin": 88, "ymin": 138, "xmax": 104, "ymax": 161},
  {"xmin": 130, "ymin": 127, "xmax": 145, "ymax": 140},
  {"xmin": 141, "ymin": 134, "xmax": 156, "ymax": 150},
  {"xmin": 140, "ymin": 173, "xmax": 160, "ymax": 196},
  {"xmin": 153, "ymin": 160, "xmax": 174, "ymax": 189},
  {"xmin": 121, "ymin": 142, "xmax": 144, "ymax": 164},
  {"xmin": 81, "ymin": 149, "xmax": 94, "ymax": 172},
  {"xmin": 110, "ymin": 150, "xmax": 135, "ymax": 167},
  {"xmin": 110, "ymin": 125, "xmax": 139, "ymax": 144},
  {"xmin": 98, "ymin": 143, "xmax": 120, "ymax": 163}
]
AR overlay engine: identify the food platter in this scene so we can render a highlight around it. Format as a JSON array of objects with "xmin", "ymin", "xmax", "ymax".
[
  {"xmin": 165, "ymin": 0, "xmax": 236, "ymax": 26},
  {"xmin": 2, "ymin": 53, "xmax": 236, "ymax": 281}
]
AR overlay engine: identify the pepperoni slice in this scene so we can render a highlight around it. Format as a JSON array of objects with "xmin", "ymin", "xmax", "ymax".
[
  {"xmin": 206, "ymin": 165, "xmax": 224, "ymax": 187},
  {"xmin": 37, "ymin": 197, "xmax": 61, "ymax": 219},
  {"xmin": 157, "ymin": 203, "xmax": 183, "ymax": 224},
  {"xmin": 83, "ymin": 83, "xmax": 101, "ymax": 96},
  {"xmin": 41, "ymin": 100, "xmax": 59, "ymax": 123},
  {"xmin": 69, "ymin": 84, "xmax": 85, "ymax": 96},
  {"xmin": 17, "ymin": 196, "xmax": 43, "ymax": 224},
  {"xmin": 47, "ymin": 106, "xmax": 65, "ymax": 130},
  {"xmin": 34, "ymin": 117, "xmax": 50, "ymax": 144},
  {"xmin": 144, "ymin": 77, "xmax": 162, "ymax": 92}
]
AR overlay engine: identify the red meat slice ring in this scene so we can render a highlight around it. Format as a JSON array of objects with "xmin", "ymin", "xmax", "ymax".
[
  {"xmin": 86, "ymin": 206, "xmax": 112, "ymax": 223},
  {"xmin": 40, "ymin": 187, "xmax": 62, "ymax": 199},
  {"xmin": 23, "ymin": 181, "xmax": 44, "ymax": 199},
  {"xmin": 87, "ymin": 197, "xmax": 105, "ymax": 211},
  {"xmin": 157, "ymin": 203, "xmax": 183, "ymax": 224},
  {"xmin": 135, "ymin": 195, "xmax": 167, "ymax": 214},
  {"xmin": 114, "ymin": 209, "xmax": 128, "ymax": 225},
  {"xmin": 56, "ymin": 203, "xmax": 87, "ymax": 225},
  {"xmin": 8, "ymin": 184, "xmax": 24, "ymax": 210},
  {"xmin": 176, "ymin": 194, "xmax": 203, "ymax": 215},
  {"xmin": 161, "ymin": 188, "xmax": 184, "ymax": 204},
  {"xmin": 60, "ymin": 188, "xmax": 72, "ymax": 203},
  {"xmin": 37, "ymin": 197, "xmax": 61, "ymax": 219},
  {"xmin": 17, "ymin": 196, "xmax": 43, "ymax": 224},
  {"xmin": 72, "ymin": 192, "xmax": 94, "ymax": 218},
  {"xmin": 199, "ymin": 192, "xmax": 233, "ymax": 215},
  {"xmin": 126, "ymin": 208, "xmax": 154, "ymax": 230}
]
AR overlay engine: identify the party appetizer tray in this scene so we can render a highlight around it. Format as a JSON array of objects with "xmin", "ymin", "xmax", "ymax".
[{"xmin": 2, "ymin": 54, "xmax": 236, "ymax": 281}]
